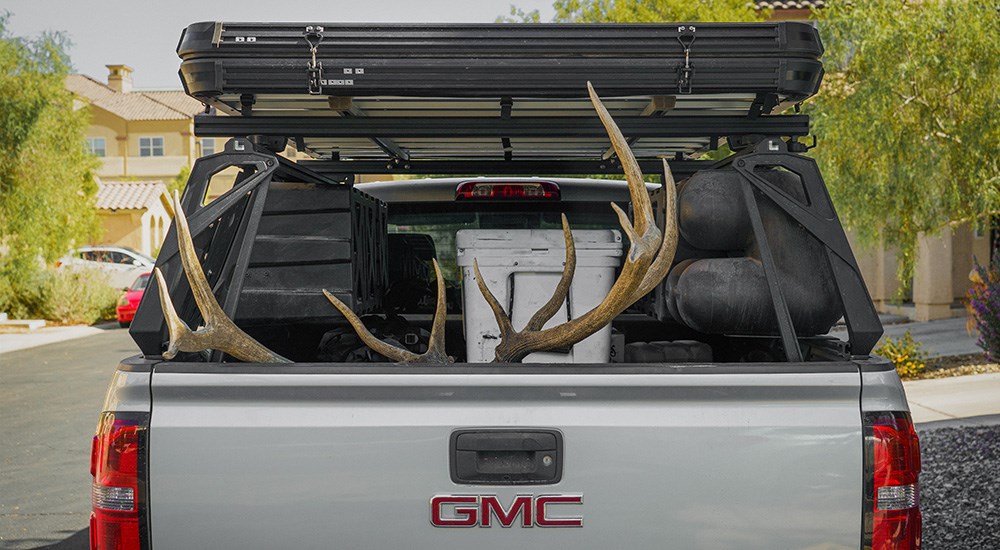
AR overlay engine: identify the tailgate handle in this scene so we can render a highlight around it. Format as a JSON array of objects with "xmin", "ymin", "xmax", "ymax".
[{"xmin": 450, "ymin": 430, "xmax": 563, "ymax": 485}]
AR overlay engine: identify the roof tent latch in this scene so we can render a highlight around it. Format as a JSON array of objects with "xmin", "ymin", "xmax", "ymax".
[
  {"xmin": 304, "ymin": 25, "xmax": 325, "ymax": 95},
  {"xmin": 676, "ymin": 25, "xmax": 696, "ymax": 95}
]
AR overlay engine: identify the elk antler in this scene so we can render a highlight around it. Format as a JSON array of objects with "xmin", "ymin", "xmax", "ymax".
[
  {"xmin": 323, "ymin": 259, "xmax": 453, "ymax": 363},
  {"xmin": 153, "ymin": 192, "xmax": 291, "ymax": 363},
  {"xmin": 473, "ymin": 82, "xmax": 678, "ymax": 363}
]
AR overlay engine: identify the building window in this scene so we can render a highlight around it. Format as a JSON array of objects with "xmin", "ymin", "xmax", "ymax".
[
  {"xmin": 85, "ymin": 137, "xmax": 106, "ymax": 157},
  {"xmin": 200, "ymin": 138, "xmax": 215, "ymax": 157},
  {"xmin": 139, "ymin": 137, "xmax": 165, "ymax": 157},
  {"xmin": 974, "ymin": 220, "xmax": 987, "ymax": 239}
]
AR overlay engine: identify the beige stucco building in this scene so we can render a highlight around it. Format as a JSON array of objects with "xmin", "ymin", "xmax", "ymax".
[
  {"xmin": 66, "ymin": 65, "xmax": 214, "ymax": 185},
  {"xmin": 66, "ymin": 65, "xmax": 227, "ymax": 256},
  {"xmin": 853, "ymin": 225, "xmax": 992, "ymax": 322}
]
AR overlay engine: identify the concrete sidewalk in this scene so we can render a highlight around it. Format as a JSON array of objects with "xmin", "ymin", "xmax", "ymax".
[
  {"xmin": 0, "ymin": 325, "xmax": 109, "ymax": 355},
  {"xmin": 883, "ymin": 317, "xmax": 981, "ymax": 358},
  {"xmin": 905, "ymin": 373, "xmax": 1000, "ymax": 423}
]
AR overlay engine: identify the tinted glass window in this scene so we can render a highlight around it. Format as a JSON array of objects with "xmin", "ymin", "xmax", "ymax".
[
  {"xmin": 85, "ymin": 137, "xmax": 106, "ymax": 157},
  {"xmin": 106, "ymin": 252, "xmax": 127, "ymax": 264},
  {"xmin": 139, "ymin": 137, "xmax": 165, "ymax": 157},
  {"xmin": 130, "ymin": 274, "xmax": 151, "ymax": 291},
  {"xmin": 388, "ymin": 202, "xmax": 621, "ymax": 283}
]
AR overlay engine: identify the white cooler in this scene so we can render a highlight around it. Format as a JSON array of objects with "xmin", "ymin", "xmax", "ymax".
[{"xmin": 456, "ymin": 229, "xmax": 623, "ymax": 363}]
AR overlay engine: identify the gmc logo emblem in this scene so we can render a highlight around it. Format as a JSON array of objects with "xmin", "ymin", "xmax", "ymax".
[{"xmin": 430, "ymin": 494, "xmax": 583, "ymax": 528}]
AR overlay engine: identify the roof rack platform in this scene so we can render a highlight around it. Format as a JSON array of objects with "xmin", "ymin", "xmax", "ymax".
[{"xmin": 179, "ymin": 21, "xmax": 822, "ymax": 172}]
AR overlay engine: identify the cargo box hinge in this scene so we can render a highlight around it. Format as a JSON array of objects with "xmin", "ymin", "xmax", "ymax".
[
  {"xmin": 676, "ymin": 25, "xmax": 696, "ymax": 94},
  {"xmin": 304, "ymin": 25, "xmax": 325, "ymax": 95}
]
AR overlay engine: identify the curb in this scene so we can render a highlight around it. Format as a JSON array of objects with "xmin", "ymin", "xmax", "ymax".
[{"xmin": 916, "ymin": 413, "xmax": 1000, "ymax": 430}]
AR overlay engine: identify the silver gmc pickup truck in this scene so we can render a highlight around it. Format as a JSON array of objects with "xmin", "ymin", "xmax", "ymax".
[{"xmin": 88, "ymin": 21, "xmax": 921, "ymax": 550}]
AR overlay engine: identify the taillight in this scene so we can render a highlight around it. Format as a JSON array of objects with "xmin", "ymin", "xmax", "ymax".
[
  {"xmin": 864, "ymin": 412, "xmax": 921, "ymax": 550},
  {"xmin": 90, "ymin": 411, "xmax": 148, "ymax": 550},
  {"xmin": 456, "ymin": 180, "xmax": 560, "ymax": 200}
]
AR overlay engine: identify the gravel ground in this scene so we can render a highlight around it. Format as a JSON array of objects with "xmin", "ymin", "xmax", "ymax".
[{"xmin": 918, "ymin": 423, "xmax": 1000, "ymax": 549}]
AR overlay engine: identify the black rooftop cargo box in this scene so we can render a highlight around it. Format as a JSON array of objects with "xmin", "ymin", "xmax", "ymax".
[{"xmin": 177, "ymin": 22, "xmax": 823, "ymax": 101}]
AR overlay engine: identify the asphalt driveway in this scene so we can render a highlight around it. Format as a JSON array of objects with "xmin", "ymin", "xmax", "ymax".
[{"xmin": 0, "ymin": 328, "xmax": 136, "ymax": 549}]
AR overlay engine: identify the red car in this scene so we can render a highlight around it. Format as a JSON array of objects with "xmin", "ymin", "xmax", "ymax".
[{"xmin": 116, "ymin": 272, "xmax": 151, "ymax": 327}]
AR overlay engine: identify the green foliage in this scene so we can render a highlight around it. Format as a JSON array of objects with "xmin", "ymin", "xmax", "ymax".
[
  {"xmin": 549, "ymin": 0, "xmax": 766, "ymax": 22},
  {"xmin": 501, "ymin": 0, "xmax": 766, "ymax": 23},
  {"xmin": 36, "ymin": 268, "xmax": 120, "ymax": 324},
  {"xmin": 497, "ymin": 6, "xmax": 542, "ymax": 23},
  {"xmin": 0, "ymin": 14, "xmax": 99, "ymax": 315},
  {"xmin": 809, "ymin": 0, "xmax": 1000, "ymax": 289},
  {"xmin": 0, "ymin": 267, "xmax": 119, "ymax": 323},
  {"xmin": 169, "ymin": 164, "xmax": 191, "ymax": 195},
  {"xmin": 874, "ymin": 330, "xmax": 927, "ymax": 379}
]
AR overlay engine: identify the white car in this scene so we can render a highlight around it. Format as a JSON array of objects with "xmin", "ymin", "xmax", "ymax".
[{"xmin": 57, "ymin": 246, "xmax": 155, "ymax": 289}]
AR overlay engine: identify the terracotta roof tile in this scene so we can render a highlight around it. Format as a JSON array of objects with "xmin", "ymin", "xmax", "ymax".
[
  {"xmin": 142, "ymin": 90, "xmax": 205, "ymax": 117},
  {"xmin": 65, "ymin": 75, "xmax": 199, "ymax": 121},
  {"xmin": 95, "ymin": 180, "xmax": 168, "ymax": 211}
]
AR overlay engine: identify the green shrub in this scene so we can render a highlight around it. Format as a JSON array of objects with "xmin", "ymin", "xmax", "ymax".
[
  {"xmin": 34, "ymin": 269, "xmax": 120, "ymax": 324},
  {"xmin": 0, "ymin": 258, "xmax": 44, "ymax": 319},
  {"xmin": 874, "ymin": 330, "xmax": 928, "ymax": 378}
]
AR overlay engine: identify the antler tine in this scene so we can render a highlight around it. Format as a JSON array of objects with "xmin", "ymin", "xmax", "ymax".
[
  {"xmin": 473, "ymin": 83, "xmax": 676, "ymax": 363},
  {"xmin": 157, "ymin": 191, "xmax": 290, "ymax": 363},
  {"xmin": 423, "ymin": 259, "xmax": 452, "ymax": 362},
  {"xmin": 631, "ymin": 159, "xmax": 679, "ymax": 300},
  {"xmin": 322, "ymin": 290, "xmax": 421, "ymax": 362},
  {"xmin": 587, "ymin": 81, "xmax": 653, "ymax": 235},
  {"xmin": 152, "ymin": 267, "xmax": 191, "ymax": 360},
  {"xmin": 472, "ymin": 258, "xmax": 514, "ymax": 338},
  {"xmin": 323, "ymin": 258, "xmax": 452, "ymax": 363},
  {"xmin": 523, "ymin": 214, "xmax": 577, "ymax": 332}
]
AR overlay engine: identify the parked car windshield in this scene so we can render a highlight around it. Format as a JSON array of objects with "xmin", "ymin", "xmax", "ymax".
[{"xmin": 129, "ymin": 274, "xmax": 151, "ymax": 291}]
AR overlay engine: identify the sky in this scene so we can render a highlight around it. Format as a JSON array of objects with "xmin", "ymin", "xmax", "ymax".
[{"xmin": 4, "ymin": 0, "xmax": 556, "ymax": 89}]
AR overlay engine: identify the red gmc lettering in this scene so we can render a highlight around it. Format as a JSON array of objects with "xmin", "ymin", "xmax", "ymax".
[
  {"xmin": 535, "ymin": 495, "xmax": 584, "ymax": 527},
  {"xmin": 431, "ymin": 494, "xmax": 582, "ymax": 528},
  {"xmin": 481, "ymin": 495, "xmax": 532, "ymax": 527},
  {"xmin": 430, "ymin": 496, "xmax": 478, "ymax": 527}
]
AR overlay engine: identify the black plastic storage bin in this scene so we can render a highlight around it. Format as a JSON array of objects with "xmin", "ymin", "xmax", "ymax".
[{"xmin": 236, "ymin": 180, "xmax": 387, "ymax": 323}]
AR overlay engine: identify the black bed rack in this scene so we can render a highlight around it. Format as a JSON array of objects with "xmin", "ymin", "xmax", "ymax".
[{"xmin": 132, "ymin": 21, "xmax": 883, "ymax": 362}]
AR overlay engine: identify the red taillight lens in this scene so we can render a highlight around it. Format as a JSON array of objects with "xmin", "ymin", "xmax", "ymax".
[
  {"xmin": 456, "ymin": 180, "xmax": 560, "ymax": 200},
  {"xmin": 90, "ymin": 412, "xmax": 144, "ymax": 550},
  {"xmin": 867, "ymin": 412, "xmax": 921, "ymax": 550}
]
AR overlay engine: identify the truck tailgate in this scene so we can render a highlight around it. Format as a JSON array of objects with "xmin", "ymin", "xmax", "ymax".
[{"xmin": 148, "ymin": 364, "xmax": 863, "ymax": 549}]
